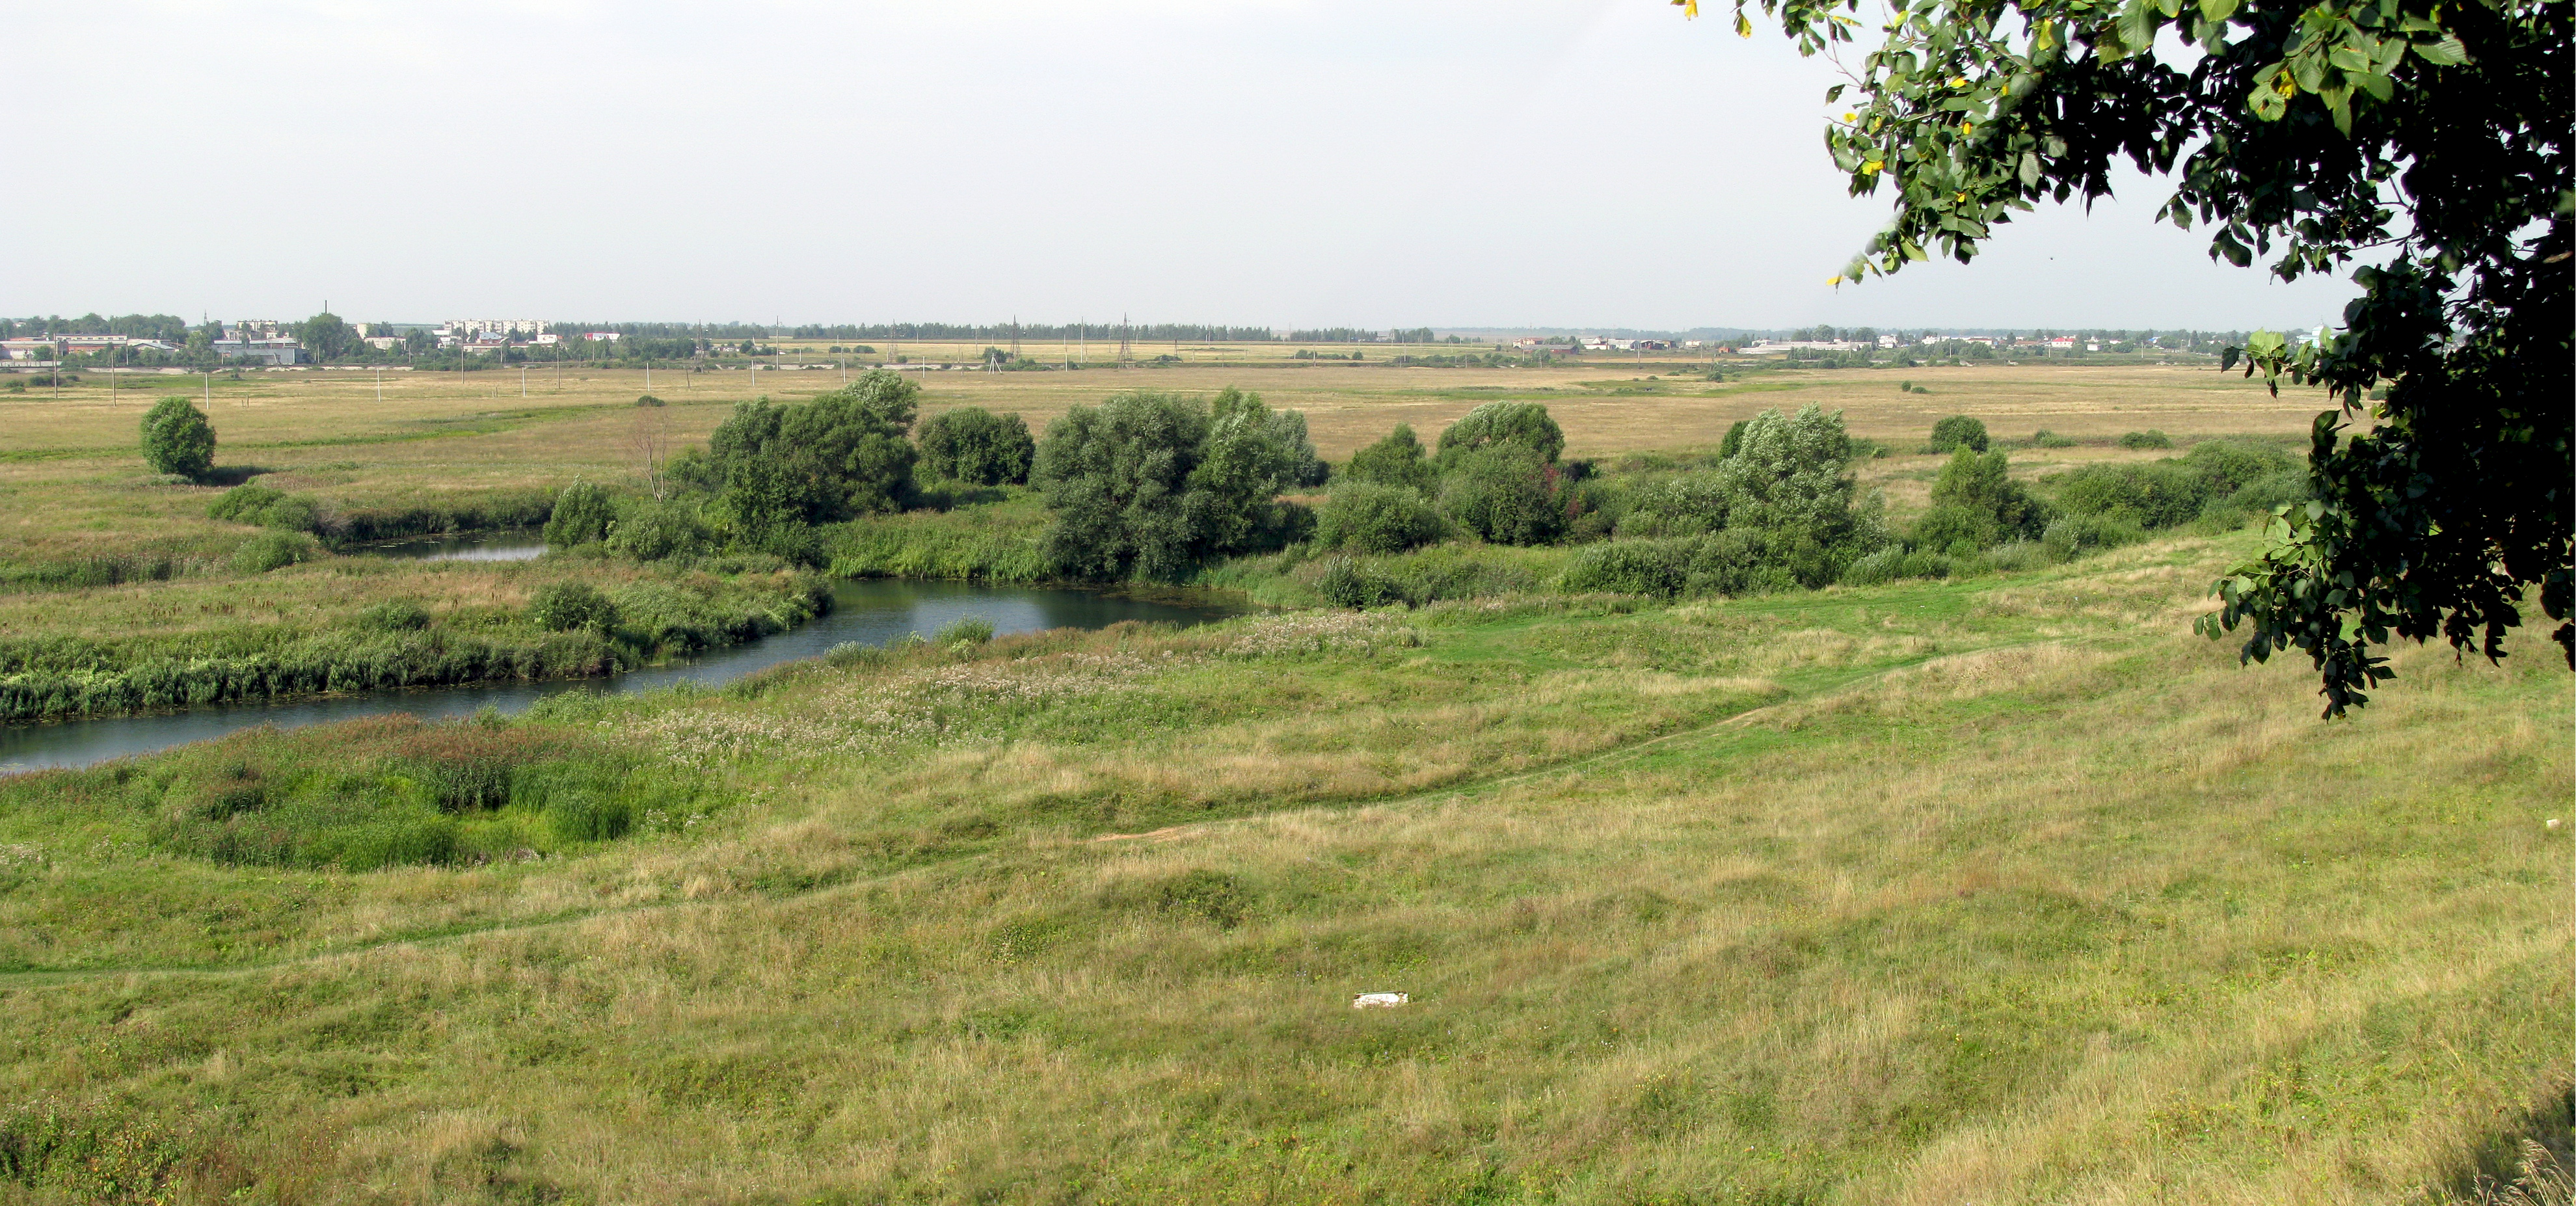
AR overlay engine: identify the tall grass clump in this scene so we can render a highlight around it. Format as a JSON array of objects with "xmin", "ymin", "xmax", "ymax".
[{"xmin": 133, "ymin": 716, "xmax": 713, "ymax": 870}]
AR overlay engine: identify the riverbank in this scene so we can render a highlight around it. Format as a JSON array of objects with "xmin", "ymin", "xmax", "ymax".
[{"xmin": 0, "ymin": 557, "xmax": 831, "ymax": 722}]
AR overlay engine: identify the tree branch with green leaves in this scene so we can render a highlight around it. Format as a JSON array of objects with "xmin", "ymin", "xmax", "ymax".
[{"xmin": 1681, "ymin": 0, "xmax": 2570, "ymax": 715}]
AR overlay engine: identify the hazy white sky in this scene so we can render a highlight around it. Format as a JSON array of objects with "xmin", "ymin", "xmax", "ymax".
[{"xmin": 5, "ymin": 1, "xmax": 2359, "ymax": 331}]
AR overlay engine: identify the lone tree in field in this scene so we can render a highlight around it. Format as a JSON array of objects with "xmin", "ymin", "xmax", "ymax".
[
  {"xmin": 1683, "ymin": 0, "xmax": 2569, "ymax": 714},
  {"xmin": 141, "ymin": 396, "xmax": 216, "ymax": 480}
]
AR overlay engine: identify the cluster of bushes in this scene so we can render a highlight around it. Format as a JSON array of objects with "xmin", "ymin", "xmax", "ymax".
[
  {"xmin": 1033, "ymin": 388, "xmax": 1326, "ymax": 580},
  {"xmin": 1286, "ymin": 404, "xmax": 2316, "ymax": 607},
  {"xmin": 133, "ymin": 716, "xmax": 715, "ymax": 871},
  {"xmin": 552, "ymin": 373, "xmax": 1050, "ymax": 569},
  {"xmin": 1310, "ymin": 403, "xmax": 1594, "ymax": 559},
  {"xmin": 2052, "ymin": 439, "xmax": 2303, "ymax": 531}
]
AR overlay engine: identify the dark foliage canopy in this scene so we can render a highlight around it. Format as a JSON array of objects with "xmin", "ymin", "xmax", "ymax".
[
  {"xmin": 1685, "ymin": 0, "xmax": 2570, "ymax": 714},
  {"xmin": 917, "ymin": 407, "xmax": 1037, "ymax": 487},
  {"xmin": 704, "ymin": 371, "xmax": 920, "ymax": 538},
  {"xmin": 1343, "ymin": 423, "xmax": 1441, "ymax": 494},
  {"xmin": 1436, "ymin": 402, "xmax": 1566, "ymax": 469},
  {"xmin": 1032, "ymin": 389, "xmax": 1317, "ymax": 581}
]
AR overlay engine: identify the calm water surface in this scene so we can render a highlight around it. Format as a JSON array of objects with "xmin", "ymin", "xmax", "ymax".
[
  {"xmin": 356, "ymin": 532, "xmax": 548, "ymax": 562},
  {"xmin": 0, "ymin": 580, "xmax": 1244, "ymax": 774}
]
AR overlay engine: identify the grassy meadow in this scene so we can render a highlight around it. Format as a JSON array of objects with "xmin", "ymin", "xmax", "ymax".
[
  {"xmin": 0, "ymin": 531, "xmax": 2565, "ymax": 1203},
  {"xmin": 0, "ymin": 358, "xmax": 2565, "ymax": 1202},
  {"xmin": 1, "ymin": 356, "xmax": 2307, "ymax": 572}
]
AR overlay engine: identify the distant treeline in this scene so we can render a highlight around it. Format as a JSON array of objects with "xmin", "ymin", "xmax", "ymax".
[{"xmin": 1, "ymin": 314, "xmax": 192, "ymax": 340}]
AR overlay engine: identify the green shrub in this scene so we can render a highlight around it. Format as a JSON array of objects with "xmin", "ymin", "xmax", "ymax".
[
  {"xmin": 1343, "ymin": 423, "xmax": 1440, "ymax": 493},
  {"xmin": 140, "ymin": 396, "xmax": 216, "ymax": 479},
  {"xmin": 1925, "ymin": 415, "xmax": 1991, "ymax": 454},
  {"xmin": 2053, "ymin": 461, "xmax": 2207, "ymax": 528},
  {"xmin": 1436, "ymin": 401, "xmax": 1564, "ymax": 469},
  {"xmin": 1841, "ymin": 545, "xmax": 1909, "ymax": 585},
  {"xmin": 530, "ymin": 582, "xmax": 619, "ymax": 632},
  {"xmin": 935, "ymin": 616, "xmax": 995, "ymax": 646},
  {"xmin": 825, "ymin": 641, "xmax": 890, "ymax": 669},
  {"xmin": 917, "ymin": 407, "xmax": 1037, "ymax": 485},
  {"xmin": 1561, "ymin": 540, "xmax": 1691, "ymax": 597},
  {"xmin": 2179, "ymin": 438, "xmax": 2297, "ymax": 494},
  {"xmin": 1439, "ymin": 446, "xmax": 1570, "ymax": 546},
  {"xmin": 1719, "ymin": 420, "xmax": 1750, "ymax": 459},
  {"xmin": 704, "ymin": 371, "xmax": 922, "ymax": 529},
  {"xmin": 1314, "ymin": 556, "xmax": 1405, "ymax": 608},
  {"xmin": 2041, "ymin": 514, "xmax": 2143, "ymax": 561},
  {"xmin": 1315, "ymin": 481, "xmax": 1444, "ymax": 554},
  {"xmin": 2030, "ymin": 429, "xmax": 2079, "ymax": 448},
  {"xmin": 2117, "ymin": 429, "xmax": 2173, "ymax": 449},
  {"xmin": 230, "ymin": 531, "xmax": 314, "ymax": 574},
  {"xmin": 2052, "ymin": 441, "xmax": 2296, "ymax": 532},
  {"xmin": 544, "ymin": 480, "xmax": 617, "ymax": 548},
  {"xmin": 604, "ymin": 496, "xmax": 714, "ymax": 561},
  {"xmin": 208, "ymin": 483, "xmax": 320, "ymax": 533},
  {"xmin": 1034, "ymin": 388, "xmax": 1314, "ymax": 580},
  {"xmin": 1914, "ymin": 449, "xmax": 2049, "ymax": 551},
  {"xmin": 358, "ymin": 600, "xmax": 432, "ymax": 632}
]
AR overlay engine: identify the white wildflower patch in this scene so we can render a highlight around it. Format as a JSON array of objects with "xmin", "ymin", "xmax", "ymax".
[{"xmin": 1220, "ymin": 611, "xmax": 1420, "ymax": 659}]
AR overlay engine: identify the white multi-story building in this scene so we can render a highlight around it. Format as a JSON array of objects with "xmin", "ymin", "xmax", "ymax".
[{"xmin": 439, "ymin": 319, "xmax": 548, "ymax": 340}]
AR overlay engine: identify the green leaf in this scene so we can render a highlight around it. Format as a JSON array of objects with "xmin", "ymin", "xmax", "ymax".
[
  {"xmin": 2018, "ymin": 151, "xmax": 2041, "ymax": 187},
  {"xmin": 2198, "ymin": 0, "xmax": 2240, "ymax": 23},
  {"xmin": 2413, "ymin": 33, "xmax": 2469, "ymax": 64}
]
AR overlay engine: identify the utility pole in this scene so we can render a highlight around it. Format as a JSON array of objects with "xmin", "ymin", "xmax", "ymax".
[
  {"xmin": 375, "ymin": 368, "xmax": 382, "ymax": 403},
  {"xmin": 1010, "ymin": 315, "xmax": 1020, "ymax": 361},
  {"xmin": 1119, "ymin": 314, "xmax": 1131, "ymax": 364},
  {"xmin": 520, "ymin": 365, "xmax": 527, "ymax": 397}
]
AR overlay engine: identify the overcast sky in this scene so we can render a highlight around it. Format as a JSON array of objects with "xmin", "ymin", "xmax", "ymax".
[{"xmin": 4, "ymin": 1, "xmax": 2360, "ymax": 332}]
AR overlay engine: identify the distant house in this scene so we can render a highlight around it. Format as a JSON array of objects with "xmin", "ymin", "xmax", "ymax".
[
  {"xmin": 2046, "ymin": 336, "xmax": 2078, "ymax": 349},
  {"xmin": 0, "ymin": 338, "xmax": 57, "ymax": 360},
  {"xmin": 1877, "ymin": 334, "xmax": 1901, "ymax": 349},
  {"xmin": 582, "ymin": 331, "xmax": 622, "ymax": 342},
  {"xmin": 363, "ymin": 336, "xmax": 404, "ymax": 351},
  {"xmin": 463, "ymin": 340, "xmax": 511, "ymax": 356}
]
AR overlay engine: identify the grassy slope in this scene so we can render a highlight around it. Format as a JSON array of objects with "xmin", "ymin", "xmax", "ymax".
[{"xmin": 0, "ymin": 531, "xmax": 2563, "ymax": 1203}]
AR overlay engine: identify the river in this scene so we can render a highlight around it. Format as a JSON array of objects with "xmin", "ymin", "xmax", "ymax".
[{"xmin": 0, "ymin": 579, "xmax": 1246, "ymax": 774}]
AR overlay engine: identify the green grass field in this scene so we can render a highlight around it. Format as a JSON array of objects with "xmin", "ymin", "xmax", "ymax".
[
  {"xmin": 0, "ymin": 361, "xmax": 2564, "ymax": 1203},
  {"xmin": 0, "ymin": 529, "xmax": 2564, "ymax": 1203}
]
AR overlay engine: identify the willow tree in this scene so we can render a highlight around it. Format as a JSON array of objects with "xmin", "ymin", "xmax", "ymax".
[{"xmin": 1682, "ymin": 0, "xmax": 2570, "ymax": 714}]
